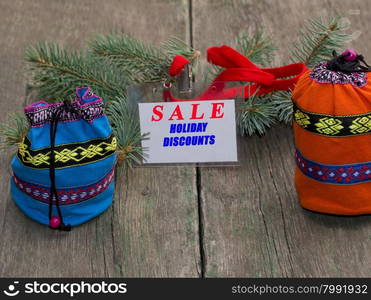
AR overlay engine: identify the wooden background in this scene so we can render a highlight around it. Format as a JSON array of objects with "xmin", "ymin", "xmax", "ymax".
[{"xmin": 0, "ymin": 0, "xmax": 370, "ymax": 277}]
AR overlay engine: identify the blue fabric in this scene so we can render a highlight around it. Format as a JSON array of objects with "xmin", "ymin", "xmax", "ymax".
[{"xmin": 11, "ymin": 87, "xmax": 116, "ymax": 228}]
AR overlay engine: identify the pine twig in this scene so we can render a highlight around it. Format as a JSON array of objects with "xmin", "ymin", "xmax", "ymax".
[
  {"xmin": 90, "ymin": 35, "xmax": 198, "ymax": 83},
  {"xmin": 0, "ymin": 112, "xmax": 28, "ymax": 152},
  {"xmin": 237, "ymin": 92, "xmax": 277, "ymax": 136},
  {"xmin": 105, "ymin": 97, "xmax": 148, "ymax": 172},
  {"xmin": 25, "ymin": 41, "xmax": 129, "ymax": 102},
  {"xmin": 290, "ymin": 16, "xmax": 350, "ymax": 67},
  {"xmin": 271, "ymin": 91, "xmax": 294, "ymax": 124},
  {"xmin": 161, "ymin": 36, "xmax": 199, "ymax": 62},
  {"xmin": 236, "ymin": 31, "xmax": 276, "ymax": 67},
  {"xmin": 90, "ymin": 34, "xmax": 167, "ymax": 83}
]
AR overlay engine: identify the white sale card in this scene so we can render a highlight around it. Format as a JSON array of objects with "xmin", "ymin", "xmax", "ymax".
[{"xmin": 138, "ymin": 99, "xmax": 238, "ymax": 164}]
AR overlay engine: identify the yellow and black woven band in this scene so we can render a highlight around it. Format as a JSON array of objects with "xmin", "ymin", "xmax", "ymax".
[
  {"xmin": 17, "ymin": 134, "xmax": 117, "ymax": 169},
  {"xmin": 293, "ymin": 102, "xmax": 371, "ymax": 137}
]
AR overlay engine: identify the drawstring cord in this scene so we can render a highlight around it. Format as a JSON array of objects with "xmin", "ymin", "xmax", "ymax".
[
  {"xmin": 48, "ymin": 101, "xmax": 76, "ymax": 231},
  {"xmin": 327, "ymin": 49, "xmax": 371, "ymax": 73}
]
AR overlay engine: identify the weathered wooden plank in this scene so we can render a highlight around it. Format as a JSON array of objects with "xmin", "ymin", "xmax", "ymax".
[
  {"xmin": 192, "ymin": 0, "xmax": 371, "ymax": 277},
  {"xmin": 113, "ymin": 166, "xmax": 199, "ymax": 277},
  {"xmin": 0, "ymin": 0, "xmax": 200, "ymax": 277},
  {"xmin": 192, "ymin": 0, "xmax": 371, "ymax": 64}
]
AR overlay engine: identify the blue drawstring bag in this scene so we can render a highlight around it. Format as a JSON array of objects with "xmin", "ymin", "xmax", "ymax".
[{"xmin": 11, "ymin": 87, "xmax": 117, "ymax": 230}]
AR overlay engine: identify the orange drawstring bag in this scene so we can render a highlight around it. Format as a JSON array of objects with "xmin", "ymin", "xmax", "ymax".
[{"xmin": 292, "ymin": 49, "xmax": 371, "ymax": 215}]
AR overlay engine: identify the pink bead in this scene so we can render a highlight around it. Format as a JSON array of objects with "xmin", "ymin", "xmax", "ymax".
[
  {"xmin": 49, "ymin": 216, "xmax": 61, "ymax": 229},
  {"xmin": 343, "ymin": 49, "xmax": 357, "ymax": 61}
]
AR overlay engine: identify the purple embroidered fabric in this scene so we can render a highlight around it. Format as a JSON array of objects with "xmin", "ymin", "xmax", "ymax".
[
  {"xmin": 24, "ymin": 87, "xmax": 104, "ymax": 127},
  {"xmin": 295, "ymin": 150, "xmax": 371, "ymax": 185},
  {"xmin": 309, "ymin": 62, "xmax": 367, "ymax": 87},
  {"xmin": 24, "ymin": 101, "xmax": 104, "ymax": 128},
  {"xmin": 13, "ymin": 168, "xmax": 114, "ymax": 205}
]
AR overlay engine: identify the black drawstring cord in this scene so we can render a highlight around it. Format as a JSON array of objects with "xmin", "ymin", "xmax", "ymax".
[
  {"xmin": 48, "ymin": 101, "xmax": 77, "ymax": 231},
  {"xmin": 327, "ymin": 50, "xmax": 371, "ymax": 73}
]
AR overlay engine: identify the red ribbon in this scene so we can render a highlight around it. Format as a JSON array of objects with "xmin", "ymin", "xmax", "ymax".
[{"xmin": 164, "ymin": 45, "xmax": 307, "ymax": 102}]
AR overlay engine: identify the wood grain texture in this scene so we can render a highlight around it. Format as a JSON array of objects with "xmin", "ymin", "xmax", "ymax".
[
  {"xmin": 113, "ymin": 166, "xmax": 200, "ymax": 277},
  {"xmin": 0, "ymin": 0, "xmax": 200, "ymax": 277},
  {"xmin": 192, "ymin": 0, "xmax": 371, "ymax": 277},
  {"xmin": 192, "ymin": 0, "xmax": 371, "ymax": 64}
]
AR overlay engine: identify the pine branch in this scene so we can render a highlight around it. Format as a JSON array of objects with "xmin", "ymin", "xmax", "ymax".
[
  {"xmin": 271, "ymin": 91, "xmax": 294, "ymax": 124},
  {"xmin": 290, "ymin": 16, "xmax": 350, "ymax": 67},
  {"xmin": 161, "ymin": 37, "xmax": 199, "ymax": 61},
  {"xmin": 90, "ymin": 34, "xmax": 167, "ymax": 83},
  {"xmin": 236, "ymin": 31, "xmax": 276, "ymax": 67},
  {"xmin": 237, "ymin": 92, "xmax": 277, "ymax": 136},
  {"xmin": 25, "ymin": 41, "xmax": 129, "ymax": 102},
  {"xmin": 0, "ymin": 112, "xmax": 28, "ymax": 152},
  {"xmin": 90, "ymin": 35, "xmax": 198, "ymax": 83},
  {"xmin": 105, "ymin": 97, "xmax": 148, "ymax": 172}
]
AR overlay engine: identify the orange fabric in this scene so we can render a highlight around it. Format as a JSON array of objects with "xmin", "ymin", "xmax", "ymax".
[
  {"xmin": 295, "ymin": 170, "xmax": 371, "ymax": 215},
  {"xmin": 293, "ymin": 70, "xmax": 371, "ymax": 115},
  {"xmin": 292, "ymin": 70, "xmax": 371, "ymax": 215}
]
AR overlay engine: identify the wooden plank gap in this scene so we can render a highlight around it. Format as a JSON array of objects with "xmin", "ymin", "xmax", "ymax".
[
  {"xmin": 188, "ymin": 0, "xmax": 194, "ymax": 47},
  {"xmin": 196, "ymin": 167, "xmax": 206, "ymax": 277}
]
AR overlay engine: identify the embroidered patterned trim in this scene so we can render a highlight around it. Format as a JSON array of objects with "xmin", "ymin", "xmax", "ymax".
[
  {"xmin": 310, "ymin": 62, "xmax": 367, "ymax": 87},
  {"xmin": 293, "ymin": 102, "xmax": 371, "ymax": 137},
  {"xmin": 17, "ymin": 134, "xmax": 117, "ymax": 169},
  {"xmin": 295, "ymin": 150, "xmax": 371, "ymax": 185},
  {"xmin": 25, "ymin": 101, "xmax": 104, "ymax": 128},
  {"xmin": 13, "ymin": 168, "xmax": 114, "ymax": 205}
]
